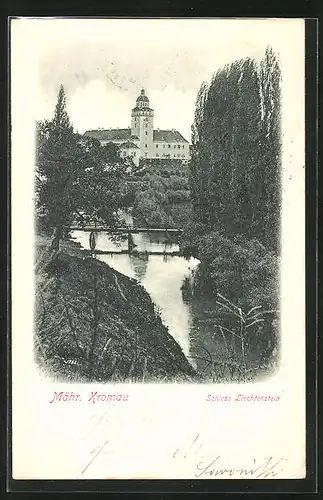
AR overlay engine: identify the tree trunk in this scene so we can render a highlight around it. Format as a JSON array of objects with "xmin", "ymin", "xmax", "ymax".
[{"xmin": 50, "ymin": 226, "xmax": 62, "ymax": 252}]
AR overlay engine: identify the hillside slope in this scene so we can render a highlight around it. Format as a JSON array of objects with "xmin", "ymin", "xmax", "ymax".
[{"xmin": 35, "ymin": 236, "xmax": 196, "ymax": 383}]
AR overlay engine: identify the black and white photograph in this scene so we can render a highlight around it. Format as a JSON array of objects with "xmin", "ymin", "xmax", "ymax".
[
  {"xmin": 10, "ymin": 18, "xmax": 306, "ymax": 480},
  {"xmin": 33, "ymin": 21, "xmax": 283, "ymax": 385}
]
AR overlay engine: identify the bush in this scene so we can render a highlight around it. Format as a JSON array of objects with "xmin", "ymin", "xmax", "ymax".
[
  {"xmin": 181, "ymin": 224, "xmax": 279, "ymax": 311},
  {"xmin": 131, "ymin": 165, "xmax": 191, "ymax": 228}
]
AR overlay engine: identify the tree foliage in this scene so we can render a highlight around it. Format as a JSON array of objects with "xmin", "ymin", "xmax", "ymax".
[
  {"xmin": 36, "ymin": 85, "xmax": 128, "ymax": 246},
  {"xmin": 189, "ymin": 47, "xmax": 281, "ymax": 252},
  {"xmin": 181, "ymin": 48, "xmax": 281, "ymax": 366},
  {"xmin": 125, "ymin": 163, "xmax": 192, "ymax": 228}
]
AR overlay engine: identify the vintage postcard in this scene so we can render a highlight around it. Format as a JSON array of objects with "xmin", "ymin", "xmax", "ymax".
[{"xmin": 10, "ymin": 18, "xmax": 305, "ymax": 480}]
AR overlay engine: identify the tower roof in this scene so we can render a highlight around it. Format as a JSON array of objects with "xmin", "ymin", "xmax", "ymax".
[
  {"xmin": 136, "ymin": 88, "xmax": 149, "ymax": 102},
  {"xmin": 131, "ymin": 106, "xmax": 153, "ymax": 113}
]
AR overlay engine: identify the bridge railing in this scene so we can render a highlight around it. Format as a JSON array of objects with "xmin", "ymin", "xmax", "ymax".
[{"xmin": 69, "ymin": 225, "xmax": 183, "ymax": 233}]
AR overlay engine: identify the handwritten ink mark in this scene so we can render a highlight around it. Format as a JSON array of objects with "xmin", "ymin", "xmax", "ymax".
[
  {"xmin": 194, "ymin": 456, "xmax": 287, "ymax": 478},
  {"xmin": 184, "ymin": 434, "xmax": 200, "ymax": 459},
  {"xmin": 82, "ymin": 438, "xmax": 109, "ymax": 474},
  {"xmin": 173, "ymin": 434, "xmax": 204, "ymax": 460}
]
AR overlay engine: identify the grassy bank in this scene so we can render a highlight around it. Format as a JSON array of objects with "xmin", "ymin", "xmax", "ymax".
[{"xmin": 35, "ymin": 234, "xmax": 196, "ymax": 383}]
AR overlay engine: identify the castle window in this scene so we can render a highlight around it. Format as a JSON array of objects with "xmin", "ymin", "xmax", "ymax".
[
  {"xmin": 145, "ymin": 152, "xmax": 147, "ymax": 157},
  {"xmin": 183, "ymin": 145, "xmax": 184, "ymax": 149},
  {"xmin": 163, "ymin": 144, "xmax": 165, "ymax": 148},
  {"xmin": 174, "ymin": 145, "xmax": 176, "ymax": 149},
  {"xmin": 156, "ymin": 144, "xmax": 158, "ymax": 148},
  {"xmin": 174, "ymin": 154, "xmax": 176, "ymax": 158},
  {"xmin": 145, "ymin": 144, "xmax": 147, "ymax": 148},
  {"xmin": 178, "ymin": 145, "xmax": 181, "ymax": 149},
  {"xmin": 182, "ymin": 154, "xmax": 185, "ymax": 158},
  {"xmin": 168, "ymin": 144, "xmax": 171, "ymax": 148},
  {"xmin": 145, "ymin": 131, "xmax": 147, "ymax": 135}
]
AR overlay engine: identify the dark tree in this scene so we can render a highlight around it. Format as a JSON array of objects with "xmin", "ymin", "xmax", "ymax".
[
  {"xmin": 36, "ymin": 85, "xmax": 127, "ymax": 249},
  {"xmin": 257, "ymin": 47, "xmax": 282, "ymax": 251},
  {"xmin": 189, "ymin": 48, "xmax": 282, "ymax": 251}
]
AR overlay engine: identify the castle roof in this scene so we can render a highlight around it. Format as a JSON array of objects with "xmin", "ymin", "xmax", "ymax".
[
  {"xmin": 84, "ymin": 128, "xmax": 188, "ymax": 144},
  {"xmin": 120, "ymin": 141, "xmax": 139, "ymax": 149},
  {"xmin": 153, "ymin": 129, "xmax": 189, "ymax": 143},
  {"xmin": 84, "ymin": 129, "xmax": 131, "ymax": 141}
]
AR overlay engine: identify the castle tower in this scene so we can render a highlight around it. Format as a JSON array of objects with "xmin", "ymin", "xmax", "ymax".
[{"xmin": 131, "ymin": 89, "xmax": 154, "ymax": 158}]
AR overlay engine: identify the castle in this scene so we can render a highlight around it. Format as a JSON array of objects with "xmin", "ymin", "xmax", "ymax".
[{"xmin": 84, "ymin": 89, "xmax": 190, "ymax": 166}]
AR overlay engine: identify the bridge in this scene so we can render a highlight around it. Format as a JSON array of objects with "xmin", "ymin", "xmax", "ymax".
[
  {"xmin": 70, "ymin": 225, "xmax": 183, "ymax": 256},
  {"xmin": 94, "ymin": 248, "xmax": 181, "ymax": 256},
  {"xmin": 70, "ymin": 225, "xmax": 183, "ymax": 234}
]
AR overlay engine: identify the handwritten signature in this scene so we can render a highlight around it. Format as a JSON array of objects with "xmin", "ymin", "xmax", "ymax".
[
  {"xmin": 194, "ymin": 456, "xmax": 287, "ymax": 478},
  {"xmin": 173, "ymin": 434, "xmax": 288, "ymax": 479}
]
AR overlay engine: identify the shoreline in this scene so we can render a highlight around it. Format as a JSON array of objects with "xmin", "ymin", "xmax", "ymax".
[{"xmin": 34, "ymin": 233, "xmax": 197, "ymax": 384}]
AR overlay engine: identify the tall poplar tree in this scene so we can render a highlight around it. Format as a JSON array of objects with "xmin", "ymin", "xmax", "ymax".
[
  {"xmin": 258, "ymin": 47, "xmax": 282, "ymax": 250},
  {"xmin": 189, "ymin": 48, "xmax": 281, "ymax": 251}
]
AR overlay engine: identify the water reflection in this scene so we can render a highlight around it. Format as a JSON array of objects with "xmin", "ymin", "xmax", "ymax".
[
  {"xmin": 71, "ymin": 230, "xmax": 199, "ymax": 357},
  {"xmin": 131, "ymin": 253, "xmax": 149, "ymax": 281},
  {"xmin": 71, "ymin": 229, "xmax": 179, "ymax": 253}
]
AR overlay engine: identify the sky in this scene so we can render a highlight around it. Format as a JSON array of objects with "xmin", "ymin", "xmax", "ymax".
[{"xmin": 14, "ymin": 18, "xmax": 304, "ymax": 142}]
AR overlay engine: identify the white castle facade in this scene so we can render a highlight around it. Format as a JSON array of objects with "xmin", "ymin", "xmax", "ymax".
[{"xmin": 84, "ymin": 89, "xmax": 190, "ymax": 166}]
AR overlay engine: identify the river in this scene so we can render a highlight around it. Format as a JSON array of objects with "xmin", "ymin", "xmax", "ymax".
[
  {"xmin": 71, "ymin": 229, "xmax": 200, "ymax": 360},
  {"xmin": 70, "ymin": 228, "xmax": 271, "ymax": 381}
]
